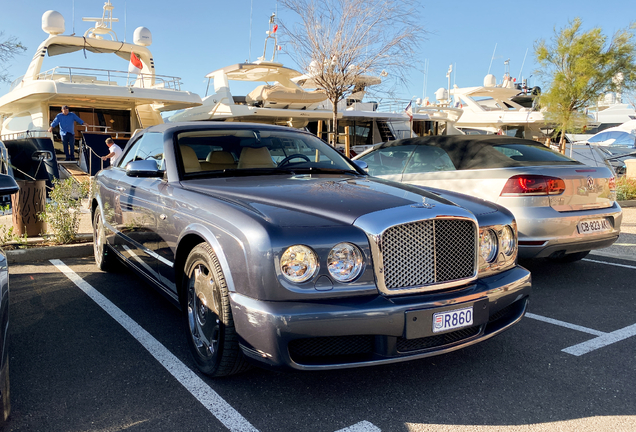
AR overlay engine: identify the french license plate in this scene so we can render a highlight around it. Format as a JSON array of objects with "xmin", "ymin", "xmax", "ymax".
[
  {"xmin": 577, "ymin": 218, "xmax": 610, "ymax": 235},
  {"xmin": 432, "ymin": 306, "xmax": 473, "ymax": 333}
]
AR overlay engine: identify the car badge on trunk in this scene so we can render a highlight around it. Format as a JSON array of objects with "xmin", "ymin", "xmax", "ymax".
[{"xmin": 587, "ymin": 176, "xmax": 595, "ymax": 190}]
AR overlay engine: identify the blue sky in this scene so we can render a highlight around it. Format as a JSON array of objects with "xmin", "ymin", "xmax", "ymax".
[{"xmin": 1, "ymin": 0, "xmax": 633, "ymax": 106}]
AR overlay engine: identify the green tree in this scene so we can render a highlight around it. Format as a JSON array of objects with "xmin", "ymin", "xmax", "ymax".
[
  {"xmin": 280, "ymin": 0, "xmax": 424, "ymax": 147},
  {"xmin": 534, "ymin": 19, "xmax": 636, "ymax": 152},
  {"xmin": 0, "ymin": 31, "xmax": 26, "ymax": 84}
]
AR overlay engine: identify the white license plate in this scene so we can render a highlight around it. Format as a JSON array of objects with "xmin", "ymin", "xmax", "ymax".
[
  {"xmin": 577, "ymin": 218, "xmax": 611, "ymax": 235},
  {"xmin": 432, "ymin": 306, "xmax": 473, "ymax": 333}
]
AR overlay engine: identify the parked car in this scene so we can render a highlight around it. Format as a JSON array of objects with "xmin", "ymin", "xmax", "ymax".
[
  {"xmin": 353, "ymin": 135, "xmax": 622, "ymax": 262},
  {"xmin": 91, "ymin": 122, "xmax": 531, "ymax": 377},
  {"xmin": 564, "ymin": 143, "xmax": 626, "ymax": 176},
  {"xmin": 573, "ymin": 123, "xmax": 636, "ymax": 176},
  {"xmin": 0, "ymin": 173, "xmax": 20, "ymax": 423}
]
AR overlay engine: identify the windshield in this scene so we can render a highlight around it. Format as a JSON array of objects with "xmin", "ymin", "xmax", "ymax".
[{"xmin": 176, "ymin": 129, "xmax": 359, "ymax": 177}]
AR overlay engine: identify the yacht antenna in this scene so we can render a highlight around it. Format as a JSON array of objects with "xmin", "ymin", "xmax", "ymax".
[
  {"xmin": 83, "ymin": 1, "xmax": 119, "ymax": 40},
  {"xmin": 422, "ymin": 59, "xmax": 428, "ymax": 99},
  {"xmin": 249, "ymin": 0, "xmax": 253, "ymax": 62},
  {"xmin": 72, "ymin": 0, "xmax": 75, "ymax": 34},
  {"xmin": 518, "ymin": 48, "xmax": 528, "ymax": 81},
  {"xmin": 124, "ymin": 1, "xmax": 127, "ymax": 42},
  {"xmin": 487, "ymin": 43, "xmax": 497, "ymax": 75},
  {"xmin": 259, "ymin": 13, "xmax": 279, "ymax": 62}
]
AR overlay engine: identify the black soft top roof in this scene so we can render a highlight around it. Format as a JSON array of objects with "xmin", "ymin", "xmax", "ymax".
[{"xmin": 379, "ymin": 135, "xmax": 558, "ymax": 170}]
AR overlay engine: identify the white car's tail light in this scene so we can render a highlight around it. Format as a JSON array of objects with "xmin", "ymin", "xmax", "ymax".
[
  {"xmin": 280, "ymin": 245, "xmax": 319, "ymax": 283},
  {"xmin": 501, "ymin": 175, "xmax": 565, "ymax": 196},
  {"xmin": 327, "ymin": 243, "xmax": 364, "ymax": 282},
  {"xmin": 609, "ymin": 176, "xmax": 616, "ymax": 191}
]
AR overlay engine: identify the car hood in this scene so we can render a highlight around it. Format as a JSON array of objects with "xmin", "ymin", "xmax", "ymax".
[{"xmin": 180, "ymin": 175, "xmax": 469, "ymax": 225}]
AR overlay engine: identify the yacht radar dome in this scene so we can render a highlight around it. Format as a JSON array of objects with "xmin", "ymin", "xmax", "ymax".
[
  {"xmin": 133, "ymin": 27, "xmax": 152, "ymax": 46},
  {"xmin": 42, "ymin": 10, "xmax": 65, "ymax": 35},
  {"xmin": 484, "ymin": 74, "xmax": 496, "ymax": 87}
]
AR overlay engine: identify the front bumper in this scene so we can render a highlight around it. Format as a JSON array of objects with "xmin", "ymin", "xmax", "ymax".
[{"xmin": 230, "ymin": 265, "xmax": 531, "ymax": 371}]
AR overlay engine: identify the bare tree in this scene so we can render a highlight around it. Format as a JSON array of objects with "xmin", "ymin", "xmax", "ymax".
[
  {"xmin": 279, "ymin": 0, "xmax": 424, "ymax": 145},
  {"xmin": 0, "ymin": 31, "xmax": 26, "ymax": 84}
]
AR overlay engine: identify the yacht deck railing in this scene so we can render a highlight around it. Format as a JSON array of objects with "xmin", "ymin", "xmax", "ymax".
[
  {"xmin": 1, "ymin": 125, "xmax": 132, "ymax": 142},
  {"xmin": 11, "ymin": 66, "xmax": 184, "ymax": 91}
]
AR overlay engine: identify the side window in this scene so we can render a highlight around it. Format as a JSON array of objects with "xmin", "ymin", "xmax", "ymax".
[
  {"xmin": 117, "ymin": 132, "xmax": 165, "ymax": 169},
  {"xmin": 358, "ymin": 145, "xmax": 416, "ymax": 176},
  {"xmin": 404, "ymin": 146, "xmax": 456, "ymax": 173}
]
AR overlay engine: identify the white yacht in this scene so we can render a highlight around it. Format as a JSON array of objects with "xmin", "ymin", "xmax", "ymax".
[
  {"xmin": 168, "ymin": 16, "xmax": 333, "ymax": 128},
  {"xmin": 569, "ymin": 92, "xmax": 636, "ymax": 141},
  {"xmin": 294, "ymin": 69, "xmax": 464, "ymax": 155},
  {"xmin": 169, "ymin": 15, "xmax": 458, "ymax": 156},
  {"xmin": 0, "ymin": 1, "xmax": 201, "ymax": 183},
  {"xmin": 432, "ymin": 73, "xmax": 554, "ymax": 141}
]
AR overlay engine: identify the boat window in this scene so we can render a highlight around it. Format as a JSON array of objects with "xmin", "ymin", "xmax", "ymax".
[
  {"xmin": 118, "ymin": 132, "xmax": 165, "ymax": 170},
  {"xmin": 356, "ymin": 145, "xmax": 417, "ymax": 176},
  {"xmin": 404, "ymin": 146, "xmax": 456, "ymax": 173}
]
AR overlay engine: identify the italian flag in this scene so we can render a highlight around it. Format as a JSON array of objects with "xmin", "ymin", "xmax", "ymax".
[{"xmin": 128, "ymin": 52, "xmax": 143, "ymax": 74}]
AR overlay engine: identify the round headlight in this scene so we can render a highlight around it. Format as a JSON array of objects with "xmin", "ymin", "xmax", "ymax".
[
  {"xmin": 280, "ymin": 245, "xmax": 318, "ymax": 283},
  {"xmin": 327, "ymin": 243, "xmax": 364, "ymax": 282},
  {"xmin": 500, "ymin": 225, "xmax": 516, "ymax": 256},
  {"xmin": 480, "ymin": 229, "xmax": 498, "ymax": 263}
]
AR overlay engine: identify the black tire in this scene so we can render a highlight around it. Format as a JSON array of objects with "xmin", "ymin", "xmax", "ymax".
[
  {"xmin": 182, "ymin": 243, "xmax": 251, "ymax": 377},
  {"xmin": 547, "ymin": 250, "xmax": 591, "ymax": 263},
  {"xmin": 93, "ymin": 207, "xmax": 119, "ymax": 271},
  {"xmin": 0, "ymin": 359, "xmax": 9, "ymax": 424}
]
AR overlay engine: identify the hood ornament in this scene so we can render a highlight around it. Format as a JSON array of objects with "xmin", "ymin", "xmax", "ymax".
[{"xmin": 411, "ymin": 202, "xmax": 435, "ymax": 209}]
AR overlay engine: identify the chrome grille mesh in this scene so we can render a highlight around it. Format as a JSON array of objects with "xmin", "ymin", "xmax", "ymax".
[{"xmin": 380, "ymin": 219, "xmax": 476, "ymax": 290}]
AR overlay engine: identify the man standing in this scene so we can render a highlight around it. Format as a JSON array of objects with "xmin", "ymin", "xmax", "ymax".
[
  {"xmin": 102, "ymin": 138, "xmax": 123, "ymax": 166},
  {"xmin": 48, "ymin": 105, "xmax": 85, "ymax": 161}
]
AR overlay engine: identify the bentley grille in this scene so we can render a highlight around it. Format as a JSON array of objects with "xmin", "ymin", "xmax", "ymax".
[{"xmin": 380, "ymin": 219, "xmax": 476, "ymax": 290}]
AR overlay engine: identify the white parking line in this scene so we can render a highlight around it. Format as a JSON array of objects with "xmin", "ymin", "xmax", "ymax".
[
  {"xmin": 52, "ymin": 259, "xmax": 382, "ymax": 432},
  {"xmin": 583, "ymin": 258, "xmax": 636, "ymax": 270},
  {"xmin": 562, "ymin": 323, "xmax": 636, "ymax": 356},
  {"xmin": 526, "ymin": 313, "xmax": 636, "ymax": 356},
  {"xmin": 335, "ymin": 421, "xmax": 382, "ymax": 432},
  {"xmin": 50, "ymin": 259, "xmax": 259, "ymax": 432},
  {"xmin": 525, "ymin": 313, "xmax": 606, "ymax": 336}
]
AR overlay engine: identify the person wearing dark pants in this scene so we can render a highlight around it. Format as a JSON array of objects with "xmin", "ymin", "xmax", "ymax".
[{"xmin": 48, "ymin": 105, "xmax": 85, "ymax": 161}]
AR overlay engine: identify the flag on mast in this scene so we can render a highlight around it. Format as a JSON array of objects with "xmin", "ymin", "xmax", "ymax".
[
  {"xmin": 128, "ymin": 52, "xmax": 143, "ymax": 74},
  {"xmin": 405, "ymin": 101, "xmax": 413, "ymax": 121}
]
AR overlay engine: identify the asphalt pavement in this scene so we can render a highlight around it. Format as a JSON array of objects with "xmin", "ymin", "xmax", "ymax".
[{"xmin": 3, "ymin": 202, "xmax": 636, "ymax": 431}]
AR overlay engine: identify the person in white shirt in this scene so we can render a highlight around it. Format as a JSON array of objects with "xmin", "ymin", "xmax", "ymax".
[{"xmin": 102, "ymin": 138, "xmax": 123, "ymax": 166}]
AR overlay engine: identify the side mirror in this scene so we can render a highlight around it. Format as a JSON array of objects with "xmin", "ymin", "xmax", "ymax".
[
  {"xmin": 0, "ymin": 174, "xmax": 19, "ymax": 196},
  {"xmin": 353, "ymin": 160, "xmax": 368, "ymax": 171},
  {"xmin": 125, "ymin": 160, "xmax": 164, "ymax": 178}
]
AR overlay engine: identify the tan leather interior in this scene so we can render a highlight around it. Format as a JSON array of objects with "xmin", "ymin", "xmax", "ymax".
[
  {"xmin": 180, "ymin": 145, "xmax": 201, "ymax": 173},
  {"xmin": 206, "ymin": 151, "xmax": 237, "ymax": 170},
  {"xmin": 238, "ymin": 147, "xmax": 277, "ymax": 169}
]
